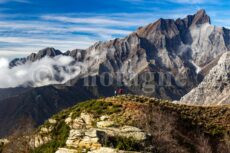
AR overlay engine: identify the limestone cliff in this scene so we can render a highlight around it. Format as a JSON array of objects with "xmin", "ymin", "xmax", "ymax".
[{"xmin": 180, "ymin": 52, "xmax": 230, "ymax": 105}]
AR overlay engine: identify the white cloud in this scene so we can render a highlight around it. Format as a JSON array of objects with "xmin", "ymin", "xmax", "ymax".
[
  {"xmin": 42, "ymin": 15, "xmax": 139, "ymax": 27},
  {"xmin": 0, "ymin": 20, "xmax": 133, "ymax": 35},
  {"xmin": 0, "ymin": 55, "xmax": 85, "ymax": 88},
  {"xmin": 0, "ymin": 58, "xmax": 8, "ymax": 68}
]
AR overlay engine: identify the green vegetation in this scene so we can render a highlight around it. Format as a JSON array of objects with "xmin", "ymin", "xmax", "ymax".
[
  {"xmin": 29, "ymin": 95, "xmax": 230, "ymax": 153},
  {"xmin": 30, "ymin": 99, "xmax": 123, "ymax": 153},
  {"xmin": 122, "ymin": 95, "xmax": 230, "ymax": 138},
  {"xmin": 31, "ymin": 121, "xmax": 70, "ymax": 153},
  {"xmin": 105, "ymin": 136, "xmax": 141, "ymax": 151},
  {"xmin": 155, "ymin": 102, "xmax": 230, "ymax": 137},
  {"xmin": 40, "ymin": 99, "xmax": 122, "ymax": 129},
  {"xmin": 70, "ymin": 100, "xmax": 122, "ymax": 119}
]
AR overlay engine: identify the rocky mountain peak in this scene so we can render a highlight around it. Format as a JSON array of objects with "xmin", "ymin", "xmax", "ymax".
[
  {"xmin": 191, "ymin": 9, "xmax": 211, "ymax": 26},
  {"xmin": 175, "ymin": 9, "xmax": 211, "ymax": 30},
  {"xmin": 33, "ymin": 47, "xmax": 62, "ymax": 59},
  {"xmin": 9, "ymin": 47, "xmax": 63, "ymax": 67},
  {"xmin": 137, "ymin": 9, "xmax": 210, "ymax": 37},
  {"xmin": 137, "ymin": 18, "xmax": 179, "ymax": 37},
  {"xmin": 26, "ymin": 47, "xmax": 62, "ymax": 62}
]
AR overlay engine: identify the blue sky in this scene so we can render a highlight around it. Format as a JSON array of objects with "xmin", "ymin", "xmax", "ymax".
[{"xmin": 0, "ymin": 0, "xmax": 229, "ymax": 58}]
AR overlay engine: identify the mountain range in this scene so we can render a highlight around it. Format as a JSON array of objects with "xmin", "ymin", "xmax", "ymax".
[{"xmin": 0, "ymin": 9, "xmax": 230, "ymax": 138}]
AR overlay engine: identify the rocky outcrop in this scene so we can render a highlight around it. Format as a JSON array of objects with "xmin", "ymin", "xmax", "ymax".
[
  {"xmin": 0, "ymin": 139, "xmax": 9, "ymax": 146},
  {"xmin": 97, "ymin": 121, "xmax": 114, "ymax": 128},
  {"xmin": 29, "ymin": 118, "xmax": 57, "ymax": 148},
  {"xmin": 61, "ymin": 112, "xmax": 149, "ymax": 152},
  {"xmin": 0, "ymin": 139, "xmax": 9, "ymax": 152},
  {"xmin": 29, "ymin": 135, "xmax": 51, "ymax": 148},
  {"xmin": 180, "ymin": 52, "xmax": 230, "ymax": 105},
  {"xmin": 27, "ymin": 104, "xmax": 151, "ymax": 153},
  {"xmin": 28, "ymin": 107, "xmax": 151, "ymax": 152}
]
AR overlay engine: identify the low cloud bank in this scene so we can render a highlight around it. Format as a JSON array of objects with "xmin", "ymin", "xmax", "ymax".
[{"xmin": 0, "ymin": 55, "xmax": 85, "ymax": 88}]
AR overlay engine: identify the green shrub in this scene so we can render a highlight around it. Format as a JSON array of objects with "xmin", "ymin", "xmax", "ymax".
[
  {"xmin": 105, "ymin": 136, "xmax": 141, "ymax": 151},
  {"xmin": 31, "ymin": 121, "xmax": 70, "ymax": 153}
]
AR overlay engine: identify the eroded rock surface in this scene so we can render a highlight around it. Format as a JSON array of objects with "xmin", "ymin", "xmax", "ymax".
[
  {"xmin": 58, "ymin": 112, "xmax": 149, "ymax": 152},
  {"xmin": 180, "ymin": 52, "xmax": 230, "ymax": 105}
]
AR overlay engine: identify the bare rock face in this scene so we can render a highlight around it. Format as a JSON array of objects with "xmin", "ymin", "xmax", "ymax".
[
  {"xmin": 189, "ymin": 24, "xmax": 228, "ymax": 66},
  {"xmin": 180, "ymin": 52, "xmax": 230, "ymax": 105},
  {"xmin": 72, "ymin": 9, "xmax": 230, "ymax": 100}
]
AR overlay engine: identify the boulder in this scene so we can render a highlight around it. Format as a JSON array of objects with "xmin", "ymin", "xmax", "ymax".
[
  {"xmin": 81, "ymin": 113, "xmax": 94, "ymax": 127},
  {"xmin": 65, "ymin": 117, "xmax": 72, "ymax": 125},
  {"xmin": 71, "ymin": 117, "xmax": 85, "ymax": 129},
  {"xmin": 0, "ymin": 139, "xmax": 9, "ymax": 145},
  {"xmin": 100, "ymin": 115, "xmax": 110, "ymax": 121},
  {"xmin": 97, "ymin": 121, "xmax": 114, "ymax": 128},
  {"xmin": 49, "ymin": 119, "xmax": 57, "ymax": 124},
  {"xmin": 40, "ymin": 127, "xmax": 53, "ymax": 134},
  {"xmin": 78, "ymin": 136, "xmax": 101, "ymax": 150},
  {"xmin": 98, "ymin": 126, "xmax": 147, "ymax": 141}
]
